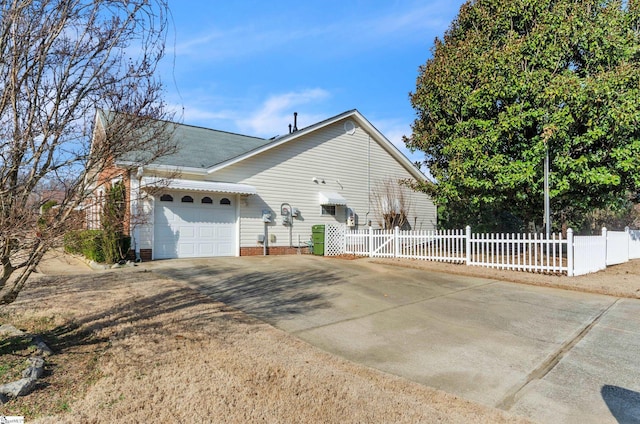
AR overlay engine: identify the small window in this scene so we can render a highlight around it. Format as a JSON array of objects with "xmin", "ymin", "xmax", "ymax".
[
  {"xmin": 181, "ymin": 195, "xmax": 194, "ymax": 203},
  {"xmin": 160, "ymin": 194, "xmax": 173, "ymax": 202},
  {"xmin": 321, "ymin": 205, "xmax": 336, "ymax": 216},
  {"xmin": 201, "ymin": 196, "xmax": 213, "ymax": 204},
  {"xmin": 220, "ymin": 198, "xmax": 231, "ymax": 205}
]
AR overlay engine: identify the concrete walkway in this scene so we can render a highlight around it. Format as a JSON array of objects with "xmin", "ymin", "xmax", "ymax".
[{"xmin": 36, "ymin": 250, "xmax": 94, "ymax": 275}]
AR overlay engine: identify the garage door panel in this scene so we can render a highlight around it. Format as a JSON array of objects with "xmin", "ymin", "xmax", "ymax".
[
  {"xmin": 179, "ymin": 225, "xmax": 196, "ymax": 239},
  {"xmin": 154, "ymin": 195, "xmax": 236, "ymax": 259},
  {"xmin": 198, "ymin": 243, "xmax": 215, "ymax": 256},
  {"xmin": 215, "ymin": 238, "xmax": 234, "ymax": 256},
  {"xmin": 217, "ymin": 226, "xmax": 234, "ymax": 239},
  {"xmin": 178, "ymin": 243, "xmax": 196, "ymax": 256}
]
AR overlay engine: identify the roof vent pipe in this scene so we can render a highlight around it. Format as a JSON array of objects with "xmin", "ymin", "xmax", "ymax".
[
  {"xmin": 293, "ymin": 112, "xmax": 298, "ymax": 132},
  {"xmin": 288, "ymin": 124, "xmax": 292, "ymax": 134}
]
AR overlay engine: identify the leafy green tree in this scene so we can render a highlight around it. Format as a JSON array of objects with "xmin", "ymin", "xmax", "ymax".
[{"xmin": 406, "ymin": 0, "xmax": 640, "ymax": 231}]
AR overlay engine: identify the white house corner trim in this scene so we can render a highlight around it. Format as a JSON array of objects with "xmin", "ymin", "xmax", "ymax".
[
  {"xmin": 150, "ymin": 196, "xmax": 156, "ymax": 261},
  {"xmin": 235, "ymin": 194, "xmax": 241, "ymax": 257}
]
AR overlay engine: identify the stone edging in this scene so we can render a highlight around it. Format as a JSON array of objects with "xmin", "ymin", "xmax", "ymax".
[
  {"xmin": 84, "ymin": 257, "xmax": 137, "ymax": 270},
  {"xmin": 0, "ymin": 324, "xmax": 52, "ymax": 404}
]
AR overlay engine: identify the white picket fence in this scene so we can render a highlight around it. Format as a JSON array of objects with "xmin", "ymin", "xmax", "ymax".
[
  {"xmin": 468, "ymin": 231, "xmax": 568, "ymax": 274},
  {"xmin": 332, "ymin": 224, "xmax": 640, "ymax": 277}
]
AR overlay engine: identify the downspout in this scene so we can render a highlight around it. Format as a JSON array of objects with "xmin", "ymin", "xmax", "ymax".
[
  {"xmin": 364, "ymin": 134, "xmax": 371, "ymax": 227},
  {"xmin": 263, "ymin": 223, "xmax": 268, "ymax": 256},
  {"xmin": 133, "ymin": 166, "xmax": 143, "ymax": 262}
]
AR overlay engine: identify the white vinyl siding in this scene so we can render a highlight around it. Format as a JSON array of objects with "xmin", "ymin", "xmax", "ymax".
[
  {"xmin": 211, "ymin": 119, "xmax": 437, "ymax": 249},
  {"xmin": 133, "ymin": 116, "xmax": 437, "ymax": 253}
]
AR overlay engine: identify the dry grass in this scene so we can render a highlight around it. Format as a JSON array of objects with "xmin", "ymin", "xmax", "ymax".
[
  {"xmin": 0, "ymin": 266, "xmax": 531, "ymax": 423},
  {"xmin": 374, "ymin": 257, "xmax": 640, "ymax": 299}
]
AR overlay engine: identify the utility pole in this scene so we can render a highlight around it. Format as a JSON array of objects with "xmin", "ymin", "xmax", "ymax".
[{"xmin": 544, "ymin": 140, "xmax": 551, "ymax": 239}]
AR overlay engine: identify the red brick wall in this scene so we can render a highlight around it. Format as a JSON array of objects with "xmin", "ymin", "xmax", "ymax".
[
  {"xmin": 128, "ymin": 247, "xmax": 311, "ymax": 260},
  {"xmin": 125, "ymin": 248, "xmax": 153, "ymax": 261},
  {"xmin": 139, "ymin": 249, "xmax": 153, "ymax": 261},
  {"xmin": 240, "ymin": 246, "xmax": 312, "ymax": 256}
]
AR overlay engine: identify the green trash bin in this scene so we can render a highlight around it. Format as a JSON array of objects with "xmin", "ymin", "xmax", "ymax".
[{"xmin": 311, "ymin": 224, "xmax": 325, "ymax": 256}]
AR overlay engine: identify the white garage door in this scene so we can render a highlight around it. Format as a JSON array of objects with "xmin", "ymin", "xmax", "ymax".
[{"xmin": 154, "ymin": 192, "xmax": 237, "ymax": 259}]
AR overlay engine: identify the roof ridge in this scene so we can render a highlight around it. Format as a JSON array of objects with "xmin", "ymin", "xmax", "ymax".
[
  {"xmin": 98, "ymin": 108, "xmax": 267, "ymax": 141},
  {"xmin": 174, "ymin": 120, "xmax": 266, "ymax": 141}
]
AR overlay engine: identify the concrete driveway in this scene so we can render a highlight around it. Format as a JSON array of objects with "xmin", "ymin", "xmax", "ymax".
[{"xmin": 145, "ymin": 255, "xmax": 640, "ymax": 424}]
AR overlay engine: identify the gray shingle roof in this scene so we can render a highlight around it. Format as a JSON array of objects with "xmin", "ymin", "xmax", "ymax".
[{"xmin": 152, "ymin": 122, "xmax": 271, "ymax": 169}]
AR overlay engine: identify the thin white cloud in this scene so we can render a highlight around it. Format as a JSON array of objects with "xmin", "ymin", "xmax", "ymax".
[
  {"xmin": 165, "ymin": 99, "xmax": 236, "ymax": 125},
  {"xmin": 164, "ymin": 89, "xmax": 331, "ymax": 136},
  {"xmin": 173, "ymin": 25, "xmax": 323, "ymax": 61},
  {"xmin": 182, "ymin": 107, "xmax": 234, "ymax": 124},
  {"xmin": 171, "ymin": 2, "xmax": 460, "ymax": 62},
  {"xmin": 237, "ymin": 88, "xmax": 330, "ymax": 137},
  {"xmin": 360, "ymin": 1, "xmax": 457, "ymax": 39}
]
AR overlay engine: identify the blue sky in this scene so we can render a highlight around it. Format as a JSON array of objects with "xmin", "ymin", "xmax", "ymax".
[{"xmin": 161, "ymin": 1, "xmax": 466, "ymax": 163}]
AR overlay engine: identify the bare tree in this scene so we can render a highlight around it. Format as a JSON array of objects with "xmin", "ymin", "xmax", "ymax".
[
  {"xmin": 0, "ymin": 0, "xmax": 176, "ymax": 304},
  {"xmin": 371, "ymin": 178, "xmax": 413, "ymax": 230}
]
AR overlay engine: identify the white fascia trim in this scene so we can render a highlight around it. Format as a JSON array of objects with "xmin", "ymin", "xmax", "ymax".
[
  {"xmin": 353, "ymin": 114, "xmax": 428, "ymax": 182},
  {"xmin": 115, "ymin": 161, "xmax": 208, "ymax": 176},
  {"xmin": 142, "ymin": 177, "xmax": 257, "ymax": 195}
]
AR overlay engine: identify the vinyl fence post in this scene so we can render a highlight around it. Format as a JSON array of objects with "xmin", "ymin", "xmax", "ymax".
[
  {"xmin": 465, "ymin": 225, "xmax": 471, "ymax": 266},
  {"xmin": 625, "ymin": 226, "xmax": 630, "ymax": 262},
  {"xmin": 566, "ymin": 228, "xmax": 574, "ymax": 277},
  {"xmin": 343, "ymin": 224, "xmax": 347, "ymax": 255},
  {"xmin": 368, "ymin": 225, "xmax": 373, "ymax": 258},
  {"xmin": 602, "ymin": 227, "xmax": 608, "ymax": 267},
  {"xmin": 394, "ymin": 226, "xmax": 400, "ymax": 258}
]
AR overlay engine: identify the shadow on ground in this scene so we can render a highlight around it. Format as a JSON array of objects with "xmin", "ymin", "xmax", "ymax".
[
  {"xmin": 1, "ymin": 266, "xmax": 281, "ymax": 409},
  {"xmin": 10, "ymin": 262, "xmax": 342, "ymax": 363},
  {"xmin": 601, "ymin": 385, "xmax": 640, "ymax": 424},
  {"xmin": 20, "ymin": 271, "xmax": 243, "ymax": 355},
  {"xmin": 0, "ymin": 260, "xmax": 351, "ymax": 413},
  {"xmin": 155, "ymin": 265, "xmax": 342, "ymax": 321}
]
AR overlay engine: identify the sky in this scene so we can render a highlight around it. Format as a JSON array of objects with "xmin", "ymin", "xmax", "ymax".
[{"xmin": 160, "ymin": 1, "xmax": 467, "ymax": 164}]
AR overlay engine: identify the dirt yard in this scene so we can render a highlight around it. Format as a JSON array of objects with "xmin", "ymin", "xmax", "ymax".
[
  {"xmin": 373, "ymin": 257, "xmax": 640, "ymax": 299},
  {"xmin": 1, "ymin": 254, "xmax": 638, "ymax": 422}
]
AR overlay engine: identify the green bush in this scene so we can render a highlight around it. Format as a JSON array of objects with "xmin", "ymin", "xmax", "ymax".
[
  {"xmin": 101, "ymin": 181, "xmax": 129, "ymax": 264},
  {"xmin": 64, "ymin": 181, "xmax": 131, "ymax": 264},
  {"xmin": 102, "ymin": 233, "xmax": 131, "ymax": 264},
  {"xmin": 63, "ymin": 230, "xmax": 86, "ymax": 255},
  {"xmin": 64, "ymin": 230, "xmax": 131, "ymax": 264},
  {"xmin": 120, "ymin": 236, "xmax": 131, "ymax": 259},
  {"xmin": 63, "ymin": 230, "xmax": 105, "ymax": 263}
]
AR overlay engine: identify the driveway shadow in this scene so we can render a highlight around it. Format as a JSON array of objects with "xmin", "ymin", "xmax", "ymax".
[
  {"xmin": 19, "ymin": 271, "xmax": 249, "ymax": 352},
  {"xmin": 156, "ymin": 265, "xmax": 342, "ymax": 321},
  {"xmin": 15, "ymin": 261, "xmax": 342, "ymax": 358},
  {"xmin": 602, "ymin": 385, "xmax": 640, "ymax": 423}
]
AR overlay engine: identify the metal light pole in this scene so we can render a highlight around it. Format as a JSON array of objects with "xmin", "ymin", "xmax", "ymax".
[{"xmin": 544, "ymin": 140, "xmax": 551, "ymax": 239}]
